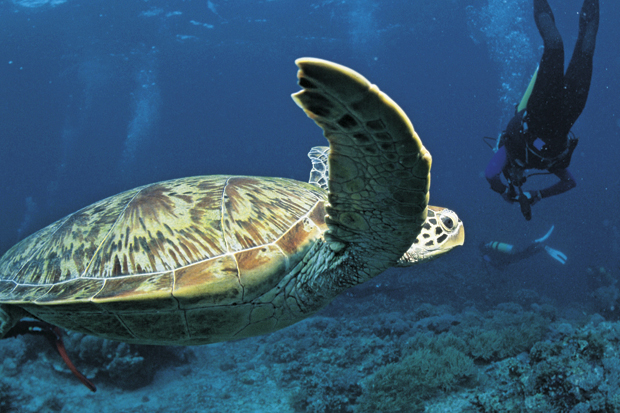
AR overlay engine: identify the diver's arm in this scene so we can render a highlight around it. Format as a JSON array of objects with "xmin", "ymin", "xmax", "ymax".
[
  {"xmin": 485, "ymin": 146, "xmax": 509, "ymax": 195},
  {"xmin": 539, "ymin": 168, "xmax": 576, "ymax": 199}
]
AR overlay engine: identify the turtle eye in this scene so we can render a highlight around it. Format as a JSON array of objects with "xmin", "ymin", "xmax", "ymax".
[
  {"xmin": 441, "ymin": 216, "xmax": 454, "ymax": 229},
  {"xmin": 437, "ymin": 210, "xmax": 459, "ymax": 231}
]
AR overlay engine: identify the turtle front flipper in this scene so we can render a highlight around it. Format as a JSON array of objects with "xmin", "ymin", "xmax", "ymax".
[
  {"xmin": 292, "ymin": 58, "xmax": 431, "ymax": 269},
  {"xmin": 307, "ymin": 146, "xmax": 464, "ymax": 266},
  {"xmin": 308, "ymin": 146, "xmax": 330, "ymax": 191}
]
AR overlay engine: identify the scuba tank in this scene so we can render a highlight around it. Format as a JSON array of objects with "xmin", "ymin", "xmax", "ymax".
[{"xmin": 484, "ymin": 241, "xmax": 514, "ymax": 254}]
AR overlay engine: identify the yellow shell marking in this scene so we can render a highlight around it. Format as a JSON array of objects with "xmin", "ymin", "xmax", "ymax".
[{"xmin": 0, "ymin": 175, "xmax": 326, "ymax": 306}]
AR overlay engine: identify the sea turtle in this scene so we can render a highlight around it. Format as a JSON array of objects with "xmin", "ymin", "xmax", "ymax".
[{"xmin": 0, "ymin": 58, "xmax": 464, "ymax": 346}]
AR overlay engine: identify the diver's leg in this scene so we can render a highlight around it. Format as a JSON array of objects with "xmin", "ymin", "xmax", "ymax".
[
  {"xmin": 540, "ymin": 168, "xmax": 577, "ymax": 199},
  {"xmin": 527, "ymin": 0, "xmax": 565, "ymax": 136},
  {"xmin": 562, "ymin": 0, "xmax": 599, "ymax": 132}
]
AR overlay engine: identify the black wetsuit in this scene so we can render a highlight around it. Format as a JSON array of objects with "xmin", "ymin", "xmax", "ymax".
[
  {"xmin": 528, "ymin": 0, "xmax": 598, "ymax": 143},
  {"xmin": 486, "ymin": 0, "xmax": 599, "ymax": 200}
]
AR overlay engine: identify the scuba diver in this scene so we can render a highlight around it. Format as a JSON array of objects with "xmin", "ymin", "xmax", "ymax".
[
  {"xmin": 484, "ymin": 0, "xmax": 599, "ymax": 220},
  {"xmin": 480, "ymin": 226, "xmax": 566, "ymax": 269}
]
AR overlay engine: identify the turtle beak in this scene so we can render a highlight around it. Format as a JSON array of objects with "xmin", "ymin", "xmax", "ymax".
[{"xmin": 444, "ymin": 219, "xmax": 465, "ymax": 250}]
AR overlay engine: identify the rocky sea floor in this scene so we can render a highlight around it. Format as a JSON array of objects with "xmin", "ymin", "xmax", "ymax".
[{"xmin": 2, "ymin": 258, "xmax": 620, "ymax": 413}]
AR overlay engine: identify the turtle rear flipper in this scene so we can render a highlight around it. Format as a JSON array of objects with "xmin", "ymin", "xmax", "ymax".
[
  {"xmin": 3, "ymin": 318, "xmax": 96, "ymax": 392},
  {"xmin": 0, "ymin": 304, "xmax": 23, "ymax": 338}
]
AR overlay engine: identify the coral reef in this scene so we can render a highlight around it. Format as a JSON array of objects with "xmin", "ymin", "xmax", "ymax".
[
  {"xmin": 589, "ymin": 267, "xmax": 620, "ymax": 317},
  {"xmin": 457, "ymin": 306, "xmax": 550, "ymax": 361},
  {"xmin": 474, "ymin": 318, "xmax": 620, "ymax": 412},
  {"xmin": 357, "ymin": 336, "xmax": 474, "ymax": 413},
  {"xmin": 0, "ymin": 382, "xmax": 15, "ymax": 413},
  {"xmin": 1, "ymin": 330, "xmax": 192, "ymax": 392},
  {"xmin": 2, "ymin": 267, "xmax": 620, "ymax": 412},
  {"xmin": 59, "ymin": 332, "xmax": 191, "ymax": 389}
]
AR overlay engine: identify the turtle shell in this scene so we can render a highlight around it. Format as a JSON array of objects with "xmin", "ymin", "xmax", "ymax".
[{"xmin": 0, "ymin": 175, "xmax": 327, "ymax": 344}]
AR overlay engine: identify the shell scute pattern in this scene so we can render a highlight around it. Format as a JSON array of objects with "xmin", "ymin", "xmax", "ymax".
[
  {"xmin": 4, "ymin": 284, "xmax": 51, "ymax": 303},
  {"xmin": 173, "ymin": 255, "xmax": 242, "ymax": 308},
  {"xmin": 95, "ymin": 272, "xmax": 174, "ymax": 303},
  {"xmin": 0, "ymin": 188, "xmax": 140, "ymax": 285},
  {"xmin": 275, "ymin": 202, "xmax": 326, "ymax": 261},
  {"xmin": 185, "ymin": 305, "xmax": 249, "ymax": 341},
  {"xmin": 0, "ymin": 175, "xmax": 326, "ymax": 311},
  {"xmin": 121, "ymin": 311, "xmax": 187, "ymax": 341},
  {"xmin": 236, "ymin": 245, "xmax": 288, "ymax": 302},
  {"xmin": 91, "ymin": 176, "xmax": 230, "ymax": 278},
  {"xmin": 22, "ymin": 306, "xmax": 129, "ymax": 338},
  {"xmin": 37, "ymin": 278, "xmax": 105, "ymax": 303},
  {"xmin": 222, "ymin": 177, "xmax": 324, "ymax": 252}
]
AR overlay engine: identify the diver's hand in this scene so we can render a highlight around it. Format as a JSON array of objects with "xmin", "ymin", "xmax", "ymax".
[
  {"xmin": 516, "ymin": 191, "xmax": 541, "ymax": 221},
  {"xmin": 521, "ymin": 190, "xmax": 542, "ymax": 207},
  {"xmin": 501, "ymin": 186, "xmax": 518, "ymax": 204}
]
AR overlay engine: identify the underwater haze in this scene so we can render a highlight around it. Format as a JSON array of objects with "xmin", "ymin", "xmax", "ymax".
[{"xmin": 1, "ymin": 0, "xmax": 620, "ymax": 411}]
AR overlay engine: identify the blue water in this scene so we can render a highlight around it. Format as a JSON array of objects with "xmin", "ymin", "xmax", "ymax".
[{"xmin": 0, "ymin": 0, "xmax": 619, "ymax": 305}]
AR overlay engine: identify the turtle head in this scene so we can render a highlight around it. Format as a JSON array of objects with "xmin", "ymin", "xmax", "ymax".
[{"xmin": 395, "ymin": 206, "xmax": 464, "ymax": 267}]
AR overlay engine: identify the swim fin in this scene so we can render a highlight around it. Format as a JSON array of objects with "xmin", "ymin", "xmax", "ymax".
[
  {"xmin": 544, "ymin": 245, "xmax": 567, "ymax": 264},
  {"xmin": 535, "ymin": 225, "xmax": 554, "ymax": 243}
]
